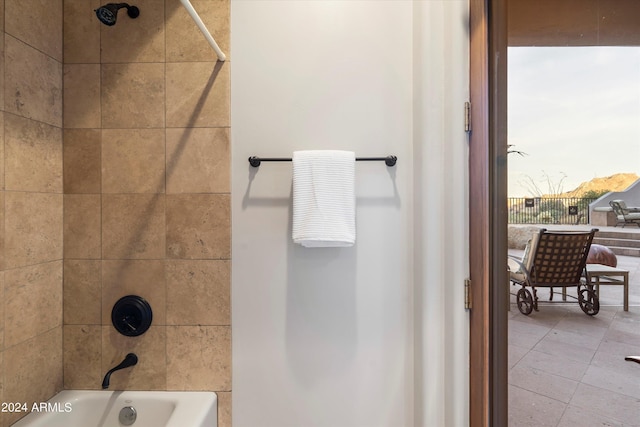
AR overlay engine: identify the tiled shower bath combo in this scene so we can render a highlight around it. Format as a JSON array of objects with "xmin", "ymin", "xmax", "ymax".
[{"xmin": 0, "ymin": 1, "xmax": 231, "ymax": 425}]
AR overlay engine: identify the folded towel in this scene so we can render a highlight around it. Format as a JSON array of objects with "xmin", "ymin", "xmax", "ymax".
[{"xmin": 292, "ymin": 150, "xmax": 356, "ymax": 247}]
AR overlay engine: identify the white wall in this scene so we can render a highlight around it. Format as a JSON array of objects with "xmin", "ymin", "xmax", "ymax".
[
  {"xmin": 412, "ymin": 2, "xmax": 470, "ymax": 426},
  {"xmin": 231, "ymin": 2, "xmax": 469, "ymax": 426}
]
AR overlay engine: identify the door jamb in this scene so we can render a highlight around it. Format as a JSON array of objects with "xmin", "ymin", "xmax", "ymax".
[{"xmin": 468, "ymin": 0, "xmax": 508, "ymax": 425}]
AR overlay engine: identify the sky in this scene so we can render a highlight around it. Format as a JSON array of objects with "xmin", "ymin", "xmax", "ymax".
[{"xmin": 508, "ymin": 46, "xmax": 640, "ymax": 197}]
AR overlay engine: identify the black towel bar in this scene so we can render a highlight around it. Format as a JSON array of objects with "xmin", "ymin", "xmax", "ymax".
[{"xmin": 248, "ymin": 155, "xmax": 397, "ymax": 167}]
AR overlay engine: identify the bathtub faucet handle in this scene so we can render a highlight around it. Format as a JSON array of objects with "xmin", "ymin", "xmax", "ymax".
[{"xmin": 102, "ymin": 353, "xmax": 138, "ymax": 389}]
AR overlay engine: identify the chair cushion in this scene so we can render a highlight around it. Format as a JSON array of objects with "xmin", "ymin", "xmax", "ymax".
[
  {"xmin": 615, "ymin": 199, "xmax": 629, "ymax": 210},
  {"xmin": 508, "ymin": 232, "xmax": 540, "ymax": 282},
  {"xmin": 524, "ymin": 232, "xmax": 540, "ymax": 271},
  {"xmin": 508, "ymin": 260, "xmax": 526, "ymax": 283}
]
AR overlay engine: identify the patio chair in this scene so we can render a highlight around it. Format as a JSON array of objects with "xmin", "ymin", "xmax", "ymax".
[
  {"xmin": 609, "ymin": 200, "xmax": 640, "ymax": 227},
  {"xmin": 508, "ymin": 228, "xmax": 599, "ymax": 316}
]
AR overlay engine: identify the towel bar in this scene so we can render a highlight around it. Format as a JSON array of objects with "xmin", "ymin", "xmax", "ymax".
[{"xmin": 248, "ymin": 155, "xmax": 397, "ymax": 167}]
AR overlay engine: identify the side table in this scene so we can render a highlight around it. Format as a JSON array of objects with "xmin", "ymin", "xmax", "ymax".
[{"xmin": 585, "ymin": 263, "xmax": 629, "ymax": 311}]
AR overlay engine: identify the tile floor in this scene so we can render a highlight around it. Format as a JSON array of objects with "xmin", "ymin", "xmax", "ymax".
[{"xmin": 508, "ymin": 253, "xmax": 640, "ymax": 426}]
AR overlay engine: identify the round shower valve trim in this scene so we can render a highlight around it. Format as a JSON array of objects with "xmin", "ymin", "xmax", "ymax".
[{"xmin": 111, "ymin": 295, "xmax": 153, "ymax": 337}]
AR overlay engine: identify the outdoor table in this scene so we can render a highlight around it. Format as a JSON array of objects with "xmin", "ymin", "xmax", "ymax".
[{"xmin": 585, "ymin": 263, "xmax": 629, "ymax": 311}]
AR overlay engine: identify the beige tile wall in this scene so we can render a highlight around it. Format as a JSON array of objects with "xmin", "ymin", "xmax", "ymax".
[
  {"xmin": 0, "ymin": 0, "xmax": 65, "ymax": 425},
  {"xmin": 0, "ymin": 0, "xmax": 230, "ymax": 425},
  {"xmin": 62, "ymin": 1, "xmax": 231, "ymax": 427}
]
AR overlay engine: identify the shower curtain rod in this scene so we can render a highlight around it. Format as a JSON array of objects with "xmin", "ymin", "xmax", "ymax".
[
  {"xmin": 248, "ymin": 155, "xmax": 398, "ymax": 167},
  {"xmin": 179, "ymin": 0, "xmax": 226, "ymax": 61}
]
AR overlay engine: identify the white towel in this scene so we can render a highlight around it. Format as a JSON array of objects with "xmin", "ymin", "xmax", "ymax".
[{"xmin": 292, "ymin": 150, "xmax": 356, "ymax": 247}]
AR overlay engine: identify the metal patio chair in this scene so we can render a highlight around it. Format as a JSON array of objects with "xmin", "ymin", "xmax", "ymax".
[
  {"xmin": 508, "ymin": 228, "xmax": 599, "ymax": 316},
  {"xmin": 609, "ymin": 200, "xmax": 640, "ymax": 227}
]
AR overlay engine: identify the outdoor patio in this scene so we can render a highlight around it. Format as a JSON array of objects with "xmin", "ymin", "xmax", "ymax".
[{"xmin": 508, "ymin": 233, "xmax": 640, "ymax": 426}]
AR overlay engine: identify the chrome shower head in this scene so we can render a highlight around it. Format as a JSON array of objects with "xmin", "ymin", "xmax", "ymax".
[{"xmin": 95, "ymin": 3, "xmax": 139, "ymax": 26}]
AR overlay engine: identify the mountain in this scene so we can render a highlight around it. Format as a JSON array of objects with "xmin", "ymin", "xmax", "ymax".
[{"xmin": 561, "ymin": 173, "xmax": 639, "ymax": 198}]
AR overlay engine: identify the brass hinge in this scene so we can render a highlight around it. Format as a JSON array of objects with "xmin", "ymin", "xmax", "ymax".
[
  {"xmin": 464, "ymin": 278, "xmax": 472, "ymax": 309},
  {"xmin": 464, "ymin": 101, "xmax": 471, "ymax": 133}
]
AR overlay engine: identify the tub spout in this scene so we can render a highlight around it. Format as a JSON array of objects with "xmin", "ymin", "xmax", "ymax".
[{"xmin": 102, "ymin": 353, "xmax": 138, "ymax": 389}]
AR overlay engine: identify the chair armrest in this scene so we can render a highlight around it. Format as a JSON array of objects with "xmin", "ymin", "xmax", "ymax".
[{"xmin": 507, "ymin": 255, "xmax": 524, "ymax": 272}]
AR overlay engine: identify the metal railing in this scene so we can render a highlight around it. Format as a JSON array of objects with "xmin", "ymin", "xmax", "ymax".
[{"xmin": 508, "ymin": 197, "xmax": 597, "ymax": 225}]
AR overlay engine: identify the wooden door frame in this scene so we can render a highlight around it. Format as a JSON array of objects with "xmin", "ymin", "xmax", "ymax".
[{"xmin": 469, "ymin": 0, "xmax": 508, "ymax": 426}]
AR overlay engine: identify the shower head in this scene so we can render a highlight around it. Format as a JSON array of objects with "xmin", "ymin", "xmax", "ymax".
[{"xmin": 95, "ymin": 3, "xmax": 140, "ymax": 26}]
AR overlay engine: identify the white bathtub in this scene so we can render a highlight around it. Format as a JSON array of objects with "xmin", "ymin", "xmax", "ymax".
[{"xmin": 11, "ymin": 390, "xmax": 217, "ymax": 427}]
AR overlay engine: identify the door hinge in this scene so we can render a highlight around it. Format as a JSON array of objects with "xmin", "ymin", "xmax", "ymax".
[
  {"xmin": 464, "ymin": 101, "xmax": 471, "ymax": 133},
  {"xmin": 465, "ymin": 278, "xmax": 472, "ymax": 309}
]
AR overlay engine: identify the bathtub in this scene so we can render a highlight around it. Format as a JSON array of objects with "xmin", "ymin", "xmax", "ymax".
[{"xmin": 10, "ymin": 390, "xmax": 217, "ymax": 427}]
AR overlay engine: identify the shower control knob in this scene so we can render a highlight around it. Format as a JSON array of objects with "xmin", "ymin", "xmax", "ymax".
[{"xmin": 111, "ymin": 295, "xmax": 153, "ymax": 337}]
